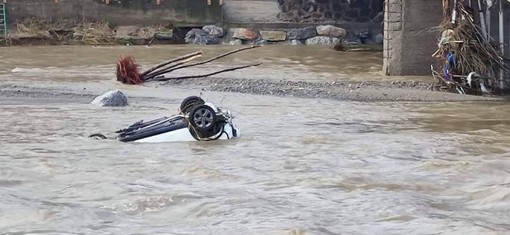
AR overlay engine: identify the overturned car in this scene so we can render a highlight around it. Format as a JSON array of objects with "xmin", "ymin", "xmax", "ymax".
[{"xmin": 90, "ymin": 96, "xmax": 240, "ymax": 143}]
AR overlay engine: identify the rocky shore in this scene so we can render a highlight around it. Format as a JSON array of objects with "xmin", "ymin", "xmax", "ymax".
[
  {"xmin": 184, "ymin": 24, "xmax": 381, "ymax": 47},
  {"xmin": 2, "ymin": 18, "xmax": 381, "ymax": 48}
]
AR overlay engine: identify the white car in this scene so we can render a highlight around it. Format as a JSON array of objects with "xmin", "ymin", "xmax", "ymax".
[{"xmin": 91, "ymin": 96, "xmax": 240, "ymax": 143}]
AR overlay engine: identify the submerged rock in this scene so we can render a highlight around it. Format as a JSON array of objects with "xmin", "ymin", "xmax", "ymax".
[
  {"xmin": 91, "ymin": 90, "xmax": 128, "ymax": 107},
  {"xmin": 185, "ymin": 28, "xmax": 220, "ymax": 45}
]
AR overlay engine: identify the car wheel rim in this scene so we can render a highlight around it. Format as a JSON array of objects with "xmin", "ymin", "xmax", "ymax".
[{"xmin": 193, "ymin": 108, "xmax": 214, "ymax": 128}]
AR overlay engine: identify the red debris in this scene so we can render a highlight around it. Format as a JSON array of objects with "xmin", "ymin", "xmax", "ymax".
[{"xmin": 116, "ymin": 56, "xmax": 144, "ymax": 84}]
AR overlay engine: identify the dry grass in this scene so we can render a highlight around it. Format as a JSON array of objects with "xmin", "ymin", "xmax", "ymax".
[
  {"xmin": 14, "ymin": 17, "xmax": 76, "ymax": 38},
  {"xmin": 13, "ymin": 17, "xmax": 115, "ymax": 45},
  {"xmin": 74, "ymin": 21, "xmax": 115, "ymax": 45}
]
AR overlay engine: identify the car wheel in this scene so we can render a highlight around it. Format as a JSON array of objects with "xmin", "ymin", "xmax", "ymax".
[
  {"xmin": 189, "ymin": 104, "xmax": 217, "ymax": 132},
  {"xmin": 180, "ymin": 96, "xmax": 204, "ymax": 114}
]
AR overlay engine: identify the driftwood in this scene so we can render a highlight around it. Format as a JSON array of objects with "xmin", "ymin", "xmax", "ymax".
[
  {"xmin": 140, "ymin": 51, "xmax": 203, "ymax": 78},
  {"xmin": 143, "ymin": 54, "xmax": 204, "ymax": 80},
  {"xmin": 144, "ymin": 46, "xmax": 260, "ymax": 80},
  {"xmin": 116, "ymin": 45, "xmax": 261, "ymax": 85}
]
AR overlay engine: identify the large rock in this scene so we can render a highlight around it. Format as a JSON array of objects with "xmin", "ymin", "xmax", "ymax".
[
  {"xmin": 287, "ymin": 27, "xmax": 317, "ymax": 40},
  {"xmin": 305, "ymin": 36, "xmax": 341, "ymax": 46},
  {"xmin": 185, "ymin": 28, "xmax": 220, "ymax": 45},
  {"xmin": 202, "ymin": 25, "xmax": 224, "ymax": 37},
  {"xmin": 316, "ymin": 25, "xmax": 347, "ymax": 38},
  {"xmin": 233, "ymin": 28, "xmax": 259, "ymax": 40},
  {"xmin": 185, "ymin": 29, "xmax": 207, "ymax": 43},
  {"xmin": 260, "ymin": 30, "xmax": 287, "ymax": 41},
  {"xmin": 91, "ymin": 90, "xmax": 128, "ymax": 107}
]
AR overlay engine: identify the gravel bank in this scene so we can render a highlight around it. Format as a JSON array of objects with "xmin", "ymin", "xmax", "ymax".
[
  {"xmin": 158, "ymin": 77, "xmax": 500, "ymax": 102},
  {"xmin": 0, "ymin": 77, "xmax": 502, "ymax": 104}
]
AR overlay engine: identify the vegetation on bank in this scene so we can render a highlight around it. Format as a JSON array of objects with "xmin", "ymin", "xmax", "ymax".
[{"xmin": 1, "ymin": 17, "xmax": 174, "ymax": 46}]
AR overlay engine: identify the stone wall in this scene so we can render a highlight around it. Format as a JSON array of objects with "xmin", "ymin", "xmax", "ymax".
[
  {"xmin": 5, "ymin": 0, "xmax": 223, "ymax": 27},
  {"xmin": 383, "ymin": 0, "xmax": 443, "ymax": 76},
  {"xmin": 277, "ymin": 0, "xmax": 383, "ymax": 23}
]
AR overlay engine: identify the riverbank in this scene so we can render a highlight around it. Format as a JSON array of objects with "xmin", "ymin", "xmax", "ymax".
[{"xmin": 1, "ymin": 18, "xmax": 381, "ymax": 48}]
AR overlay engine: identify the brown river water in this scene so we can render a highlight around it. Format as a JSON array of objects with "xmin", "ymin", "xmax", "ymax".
[{"xmin": 0, "ymin": 45, "xmax": 510, "ymax": 235}]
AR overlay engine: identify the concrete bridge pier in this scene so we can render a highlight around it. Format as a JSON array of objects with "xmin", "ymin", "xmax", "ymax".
[{"xmin": 383, "ymin": 0, "xmax": 443, "ymax": 76}]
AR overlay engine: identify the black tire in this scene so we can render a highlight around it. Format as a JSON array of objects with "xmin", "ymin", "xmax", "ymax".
[
  {"xmin": 188, "ymin": 104, "xmax": 217, "ymax": 132},
  {"xmin": 180, "ymin": 96, "xmax": 205, "ymax": 114}
]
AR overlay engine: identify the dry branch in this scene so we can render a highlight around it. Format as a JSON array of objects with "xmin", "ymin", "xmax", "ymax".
[
  {"xmin": 160, "ymin": 45, "xmax": 260, "ymax": 74},
  {"xmin": 143, "ymin": 54, "xmax": 204, "ymax": 80},
  {"xmin": 140, "ymin": 51, "xmax": 203, "ymax": 78},
  {"xmin": 151, "ymin": 63, "xmax": 262, "ymax": 81}
]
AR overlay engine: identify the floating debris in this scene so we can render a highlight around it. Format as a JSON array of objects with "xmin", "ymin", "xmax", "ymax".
[
  {"xmin": 115, "ymin": 45, "xmax": 262, "ymax": 85},
  {"xmin": 431, "ymin": 0, "xmax": 510, "ymax": 95}
]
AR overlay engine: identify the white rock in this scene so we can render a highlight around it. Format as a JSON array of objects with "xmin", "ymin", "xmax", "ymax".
[
  {"xmin": 91, "ymin": 90, "xmax": 128, "ymax": 107},
  {"xmin": 316, "ymin": 25, "xmax": 347, "ymax": 38},
  {"xmin": 305, "ymin": 36, "xmax": 340, "ymax": 45}
]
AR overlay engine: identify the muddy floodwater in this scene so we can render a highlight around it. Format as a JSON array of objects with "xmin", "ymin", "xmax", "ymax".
[{"xmin": 1, "ymin": 45, "xmax": 510, "ymax": 234}]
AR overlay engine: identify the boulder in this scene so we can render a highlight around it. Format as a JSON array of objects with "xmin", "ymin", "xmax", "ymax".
[
  {"xmin": 260, "ymin": 30, "xmax": 287, "ymax": 41},
  {"xmin": 185, "ymin": 29, "xmax": 208, "ymax": 43},
  {"xmin": 305, "ymin": 36, "xmax": 340, "ymax": 46},
  {"xmin": 316, "ymin": 25, "xmax": 347, "ymax": 38},
  {"xmin": 202, "ymin": 25, "xmax": 225, "ymax": 37},
  {"xmin": 287, "ymin": 27, "xmax": 317, "ymax": 40},
  {"xmin": 233, "ymin": 28, "xmax": 259, "ymax": 40},
  {"xmin": 185, "ymin": 28, "xmax": 220, "ymax": 45},
  {"xmin": 91, "ymin": 90, "xmax": 128, "ymax": 107}
]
